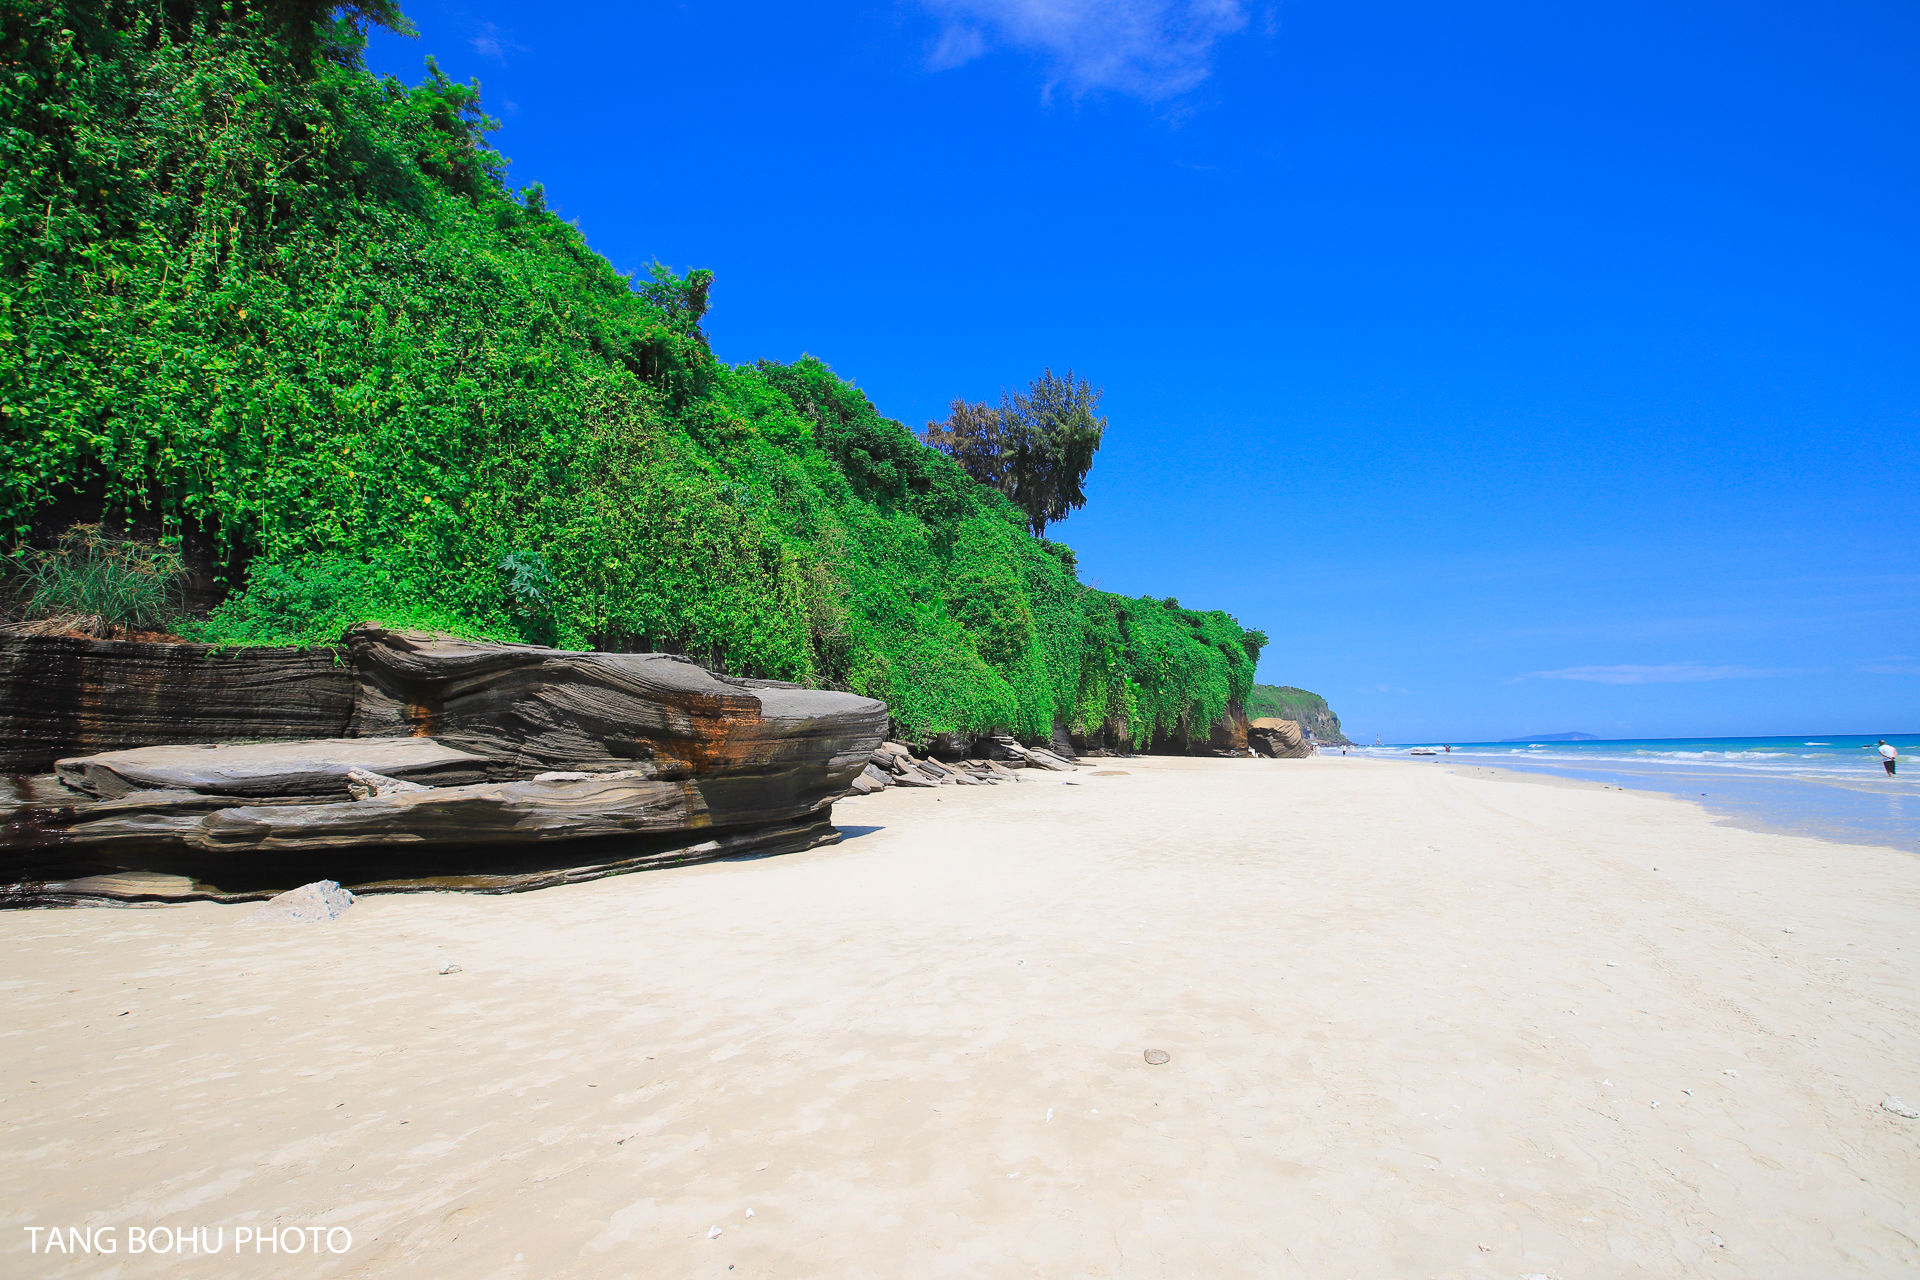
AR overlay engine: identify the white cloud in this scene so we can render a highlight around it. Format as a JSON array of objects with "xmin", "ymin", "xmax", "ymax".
[
  {"xmin": 918, "ymin": 0, "xmax": 1249, "ymax": 101},
  {"xmin": 1525, "ymin": 663, "xmax": 1789, "ymax": 685},
  {"xmin": 469, "ymin": 21, "xmax": 527, "ymax": 63}
]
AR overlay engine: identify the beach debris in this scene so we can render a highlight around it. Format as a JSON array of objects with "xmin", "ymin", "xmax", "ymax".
[
  {"xmin": 1881, "ymin": 1096, "xmax": 1920, "ymax": 1119},
  {"xmin": 1723, "ymin": 1069, "xmax": 1739, "ymax": 1078},
  {"xmin": 1045, "ymin": 1108, "xmax": 1054, "ymax": 1124},
  {"xmin": 1710, "ymin": 1233, "xmax": 1725, "ymax": 1248},
  {"xmin": 1650, "ymin": 1100, "xmax": 1660, "ymax": 1109},
  {"xmin": 248, "ymin": 879, "xmax": 354, "ymax": 923},
  {"xmin": 1144, "ymin": 1049, "xmax": 1171, "ymax": 1065},
  {"xmin": 439, "ymin": 964, "xmax": 462, "ymax": 975},
  {"xmin": 744, "ymin": 1209, "xmax": 754, "ymax": 1218},
  {"xmin": 707, "ymin": 1225, "xmax": 722, "ymax": 1240},
  {"xmin": 1783, "ymin": 926, "xmax": 1794, "ymax": 934}
]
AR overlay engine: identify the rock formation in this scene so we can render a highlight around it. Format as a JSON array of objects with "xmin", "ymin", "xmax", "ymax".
[
  {"xmin": 844, "ymin": 735, "xmax": 1075, "ymax": 795},
  {"xmin": 1245, "ymin": 684, "xmax": 1351, "ymax": 746},
  {"xmin": 0, "ymin": 631, "xmax": 352, "ymax": 774},
  {"xmin": 1, "ymin": 627, "xmax": 886, "ymax": 905},
  {"xmin": 1247, "ymin": 717, "xmax": 1312, "ymax": 759}
]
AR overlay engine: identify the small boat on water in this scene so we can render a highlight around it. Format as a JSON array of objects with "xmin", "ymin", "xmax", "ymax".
[{"xmin": 1410, "ymin": 747, "xmax": 1438, "ymax": 756}]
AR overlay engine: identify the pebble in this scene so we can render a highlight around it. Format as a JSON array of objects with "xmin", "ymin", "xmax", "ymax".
[{"xmin": 1144, "ymin": 1049, "xmax": 1171, "ymax": 1066}]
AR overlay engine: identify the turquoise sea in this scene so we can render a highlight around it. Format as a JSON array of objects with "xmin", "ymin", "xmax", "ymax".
[{"xmin": 1355, "ymin": 734, "xmax": 1920, "ymax": 851}]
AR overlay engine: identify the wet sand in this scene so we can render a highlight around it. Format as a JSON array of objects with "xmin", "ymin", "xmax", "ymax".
[{"xmin": 3, "ymin": 755, "xmax": 1918, "ymax": 1277}]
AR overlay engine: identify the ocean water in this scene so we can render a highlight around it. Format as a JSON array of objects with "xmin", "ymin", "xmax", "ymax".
[{"xmin": 1352, "ymin": 735, "xmax": 1920, "ymax": 851}]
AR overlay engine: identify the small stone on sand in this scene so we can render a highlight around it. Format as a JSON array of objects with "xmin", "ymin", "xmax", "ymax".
[{"xmin": 1144, "ymin": 1049, "xmax": 1170, "ymax": 1065}]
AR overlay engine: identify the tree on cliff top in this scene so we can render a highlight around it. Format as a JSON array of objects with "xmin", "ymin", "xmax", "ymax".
[{"xmin": 925, "ymin": 369, "xmax": 1105, "ymax": 536}]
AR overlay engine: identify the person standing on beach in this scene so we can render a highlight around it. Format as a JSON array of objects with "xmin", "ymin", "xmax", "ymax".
[{"xmin": 1878, "ymin": 740, "xmax": 1898, "ymax": 775}]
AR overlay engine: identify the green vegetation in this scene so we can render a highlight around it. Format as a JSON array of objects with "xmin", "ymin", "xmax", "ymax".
[
  {"xmin": 0, "ymin": 0, "xmax": 1265, "ymax": 743},
  {"xmin": 923, "ymin": 369, "xmax": 1105, "ymax": 536},
  {"xmin": 1246, "ymin": 685, "xmax": 1350, "ymax": 745},
  {"xmin": 16, "ymin": 523, "xmax": 186, "ymax": 635}
]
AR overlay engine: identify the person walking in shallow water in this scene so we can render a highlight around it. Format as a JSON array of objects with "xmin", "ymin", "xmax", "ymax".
[{"xmin": 1878, "ymin": 740, "xmax": 1898, "ymax": 775}]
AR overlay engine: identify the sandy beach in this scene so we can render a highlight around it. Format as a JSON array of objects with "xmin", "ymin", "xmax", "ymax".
[{"xmin": 4, "ymin": 755, "xmax": 1918, "ymax": 1278}]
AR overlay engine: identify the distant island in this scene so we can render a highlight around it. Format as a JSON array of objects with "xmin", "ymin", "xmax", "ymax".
[{"xmin": 1497, "ymin": 732, "xmax": 1601, "ymax": 743}]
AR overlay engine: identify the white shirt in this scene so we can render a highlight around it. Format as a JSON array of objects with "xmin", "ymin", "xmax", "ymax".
[{"xmin": 1880, "ymin": 743, "xmax": 1899, "ymax": 759}]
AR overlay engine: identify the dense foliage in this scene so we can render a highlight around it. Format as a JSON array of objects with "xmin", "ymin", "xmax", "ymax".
[{"xmin": 0, "ymin": 0, "xmax": 1265, "ymax": 742}]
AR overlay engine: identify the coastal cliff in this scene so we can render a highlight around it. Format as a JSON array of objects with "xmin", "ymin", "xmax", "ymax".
[
  {"xmin": 1246, "ymin": 685, "xmax": 1352, "ymax": 745},
  {"xmin": 0, "ymin": 2, "xmax": 1263, "ymax": 749}
]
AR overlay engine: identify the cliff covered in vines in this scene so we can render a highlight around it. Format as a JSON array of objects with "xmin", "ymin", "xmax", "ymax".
[{"xmin": 0, "ymin": 0, "xmax": 1264, "ymax": 743}]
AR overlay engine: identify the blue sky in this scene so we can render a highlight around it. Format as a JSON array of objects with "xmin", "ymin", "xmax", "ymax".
[{"xmin": 364, "ymin": 0, "xmax": 1918, "ymax": 743}]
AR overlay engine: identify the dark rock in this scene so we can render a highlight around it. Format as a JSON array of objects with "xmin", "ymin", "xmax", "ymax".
[
  {"xmin": 3, "ymin": 628, "xmax": 887, "ymax": 905},
  {"xmin": 1, "ymin": 813, "xmax": 843, "ymax": 905},
  {"xmin": 0, "ymin": 634, "xmax": 352, "ymax": 774},
  {"xmin": 979, "ymin": 733, "xmax": 1029, "ymax": 764},
  {"xmin": 924, "ymin": 733, "xmax": 971, "ymax": 762},
  {"xmin": 347, "ymin": 626, "xmax": 883, "ymax": 790}
]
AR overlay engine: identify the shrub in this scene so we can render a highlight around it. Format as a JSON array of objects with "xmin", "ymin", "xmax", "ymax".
[{"xmin": 17, "ymin": 525, "xmax": 186, "ymax": 636}]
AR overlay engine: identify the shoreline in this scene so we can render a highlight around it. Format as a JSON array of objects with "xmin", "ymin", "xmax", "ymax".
[
  {"xmin": 1408, "ymin": 754, "xmax": 1919, "ymax": 854},
  {"xmin": 5, "ymin": 756, "xmax": 1917, "ymax": 1276}
]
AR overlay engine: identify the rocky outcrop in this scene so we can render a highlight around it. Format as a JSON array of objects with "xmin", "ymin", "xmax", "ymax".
[
  {"xmin": 0, "ymin": 632, "xmax": 352, "ymax": 774},
  {"xmin": 1247, "ymin": 717, "xmax": 1312, "ymax": 759},
  {"xmin": 1143, "ymin": 702, "xmax": 1249, "ymax": 757},
  {"xmin": 1245, "ymin": 685, "xmax": 1350, "ymax": 746},
  {"xmin": 1, "ymin": 628, "xmax": 886, "ymax": 905},
  {"xmin": 844, "ymin": 735, "xmax": 1074, "ymax": 795}
]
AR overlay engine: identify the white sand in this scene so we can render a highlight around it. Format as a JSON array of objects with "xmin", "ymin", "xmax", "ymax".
[{"xmin": 4, "ymin": 756, "xmax": 1918, "ymax": 1277}]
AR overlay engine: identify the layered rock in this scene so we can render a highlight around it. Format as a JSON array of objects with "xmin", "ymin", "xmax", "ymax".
[
  {"xmin": 1, "ymin": 628, "xmax": 887, "ymax": 905},
  {"xmin": 0, "ymin": 631, "xmax": 352, "ymax": 773},
  {"xmin": 1247, "ymin": 717, "xmax": 1312, "ymax": 759},
  {"xmin": 843, "ymin": 735, "xmax": 1071, "ymax": 795}
]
